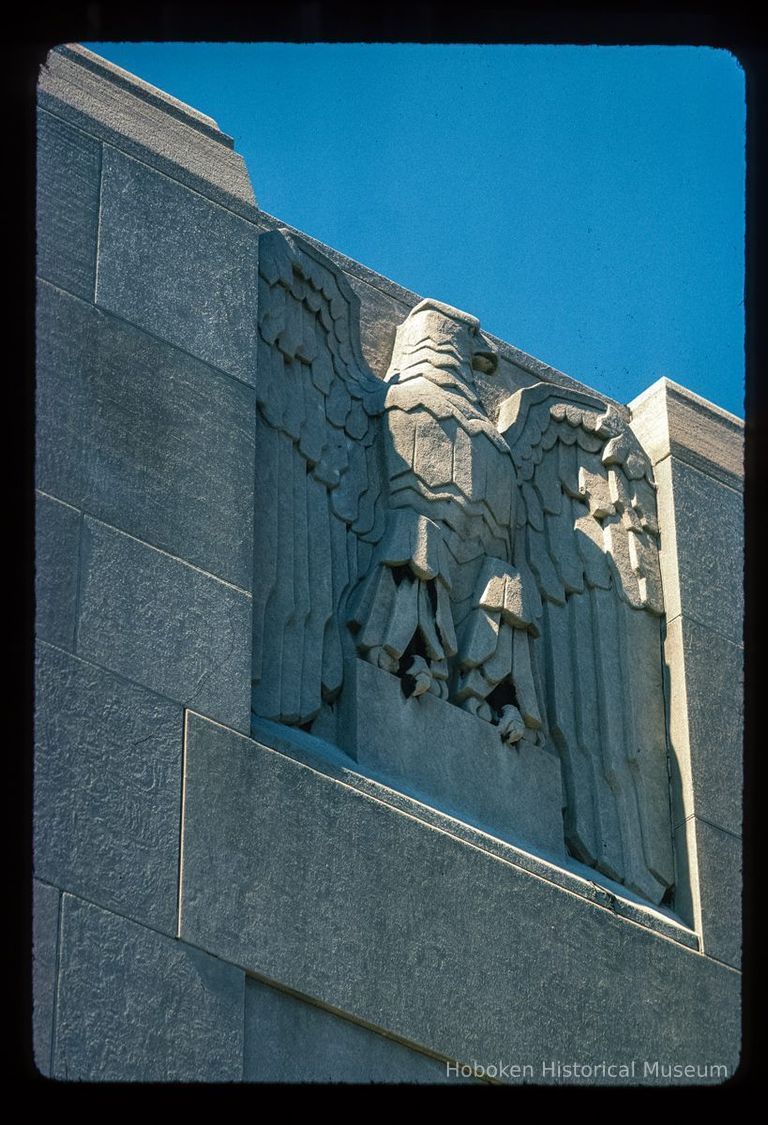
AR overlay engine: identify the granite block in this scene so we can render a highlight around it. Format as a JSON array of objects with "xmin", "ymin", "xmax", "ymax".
[
  {"xmin": 630, "ymin": 378, "xmax": 744, "ymax": 492},
  {"xmin": 76, "ymin": 518, "xmax": 251, "ymax": 732},
  {"xmin": 97, "ymin": 147, "xmax": 260, "ymax": 386},
  {"xmin": 36, "ymin": 281, "xmax": 256, "ymax": 590},
  {"xmin": 654, "ymin": 456, "xmax": 743, "ymax": 644},
  {"xmin": 675, "ymin": 819, "xmax": 742, "ymax": 970},
  {"xmin": 32, "ymin": 880, "xmax": 60, "ymax": 1077},
  {"xmin": 54, "ymin": 894, "xmax": 244, "ymax": 1082},
  {"xmin": 665, "ymin": 615, "xmax": 743, "ymax": 835},
  {"xmin": 35, "ymin": 491, "xmax": 81, "ymax": 650},
  {"xmin": 34, "ymin": 643, "xmax": 183, "ymax": 935},
  {"xmin": 244, "ymin": 977, "xmax": 460, "ymax": 1084},
  {"xmin": 337, "ymin": 659, "xmax": 566, "ymax": 862},
  {"xmin": 39, "ymin": 46, "xmax": 256, "ymax": 212},
  {"xmin": 180, "ymin": 714, "xmax": 740, "ymax": 1083},
  {"xmin": 36, "ymin": 109, "xmax": 101, "ymax": 299}
]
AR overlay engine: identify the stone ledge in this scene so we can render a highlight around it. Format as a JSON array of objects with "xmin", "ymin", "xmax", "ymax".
[
  {"xmin": 250, "ymin": 714, "xmax": 696, "ymax": 947},
  {"xmin": 243, "ymin": 975, "xmax": 467, "ymax": 1083},
  {"xmin": 52, "ymin": 44, "xmax": 233, "ymax": 147},
  {"xmin": 179, "ymin": 713, "xmax": 738, "ymax": 1081},
  {"xmin": 38, "ymin": 49, "xmax": 256, "ymax": 211}
]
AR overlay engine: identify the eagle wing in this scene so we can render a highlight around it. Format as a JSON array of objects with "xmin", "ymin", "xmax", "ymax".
[
  {"xmin": 498, "ymin": 383, "xmax": 674, "ymax": 905},
  {"xmin": 251, "ymin": 229, "xmax": 386, "ymax": 727}
]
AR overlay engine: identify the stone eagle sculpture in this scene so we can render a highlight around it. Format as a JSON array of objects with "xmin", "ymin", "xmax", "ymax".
[{"xmin": 251, "ymin": 228, "xmax": 674, "ymax": 906}]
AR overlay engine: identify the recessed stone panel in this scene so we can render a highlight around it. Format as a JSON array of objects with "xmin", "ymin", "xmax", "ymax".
[{"xmin": 180, "ymin": 714, "xmax": 740, "ymax": 1082}]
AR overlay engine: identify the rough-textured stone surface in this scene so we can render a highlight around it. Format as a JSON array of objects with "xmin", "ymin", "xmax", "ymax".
[
  {"xmin": 36, "ymin": 109, "xmax": 101, "ymax": 299},
  {"xmin": 35, "ymin": 492, "xmax": 81, "ymax": 650},
  {"xmin": 54, "ymin": 895, "xmax": 244, "ymax": 1081},
  {"xmin": 33, "ymin": 880, "xmax": 60, "ymax": 1077},
  {"xmin": 97, "ymin": 148, "xmax": 260, "ymax": 386},
  {"xmin": 665, "ymin": 615, "xmax": 743, "ymax": 835},
  {"xmin": 38, "ymin": 45, "xmax": 256, "ymax": 213},
  {"xmin": 35, "ymin": 643, "xmax": 183, "ymax": 935},
  {"xmin": 654, "ymin": 456, "xmax": 743, "ymax": 644},
  {"xmin": 676, "ymin": 819, "xmax": 742, "ymax": 970},
  {"xmin": 251, "ymin": 715, "xmax": 698, "ymax": 948},
  {"xmin": 181, "ymin": 715, "xmax": 740, "ymax": 1082},
  {"xmin": 630, "ymin": 377, "xmax": 743, "ymax": 492},
  {"xmin": 76, "ymin": 518, "xmax": 251, "ymax": 732},
  {"xmin": 479, "ymin": 354, "xmax": 541, "ymax": 417},
  {"xmin": 36, "ymin": 282, "xmax": 255, "ymax": 590},
  {"xmin": 54, "ymin": 44, "xmax": 227, "ymax": 143},
  {"xmin": 244, "ymin": 977, "xmax": 460, "ymax": 1083},
  {"xmin": 338, "ymin": 659, "xmax": 565, "ymax": 860},
  {"xmin": 348, "ymin": 273, "xmax": 410, "ymax": 379}
]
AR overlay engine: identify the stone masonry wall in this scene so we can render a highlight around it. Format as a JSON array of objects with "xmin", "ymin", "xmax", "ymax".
[{"xmin": 34, "ymin": 45, "xmax": 743, "ymax": 1083}]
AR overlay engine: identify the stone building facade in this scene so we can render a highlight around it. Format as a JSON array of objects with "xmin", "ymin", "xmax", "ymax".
[{"xmin": 34, "ymin": 45, "xmax": 743, "ymax": 1083}]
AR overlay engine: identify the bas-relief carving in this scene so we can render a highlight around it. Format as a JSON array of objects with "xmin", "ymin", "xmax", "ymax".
[{"xmin": 251, "ymin": 228, "xmax": 674, "ymax": 906}]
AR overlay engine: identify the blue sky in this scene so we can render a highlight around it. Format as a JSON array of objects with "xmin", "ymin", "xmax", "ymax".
[{"xmin": 86, "ymin": 43, "xmax": 745, "ymax": 417}]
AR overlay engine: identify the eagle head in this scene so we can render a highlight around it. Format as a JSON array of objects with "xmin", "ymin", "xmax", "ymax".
[{"xmin": 385, "ymin": 298, "xmax": 498, "ymax": 388}]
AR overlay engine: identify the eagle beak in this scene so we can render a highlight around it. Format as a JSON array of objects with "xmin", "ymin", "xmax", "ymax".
[{"xmin": 472, "ymin": 347, "xmax": 498, "ymax": 375}]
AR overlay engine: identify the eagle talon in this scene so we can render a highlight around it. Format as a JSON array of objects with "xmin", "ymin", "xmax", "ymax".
[
  {"xmin": 401, "ymin": 655, "xmax": 434, "ymax": 698},
  {"xmin": 369, "ymin": 646, "xmax": 399, "ymax": 673},
  {"xmin": 498, "ymin": 704, "xmax": 525, "ymax": 745}
]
